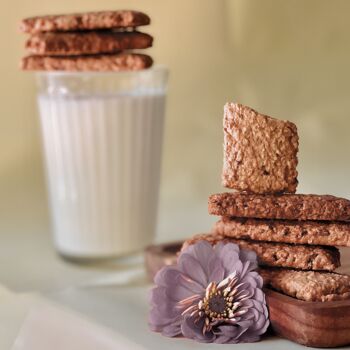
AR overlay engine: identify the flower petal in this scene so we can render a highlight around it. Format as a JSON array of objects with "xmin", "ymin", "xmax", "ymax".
[
  {"xmin": 181, "ymin": 316, "xmax": 216, "ymax": 343},
  {"xmin": 239, "ymin": 249, "xmax": 258, "ymax": 271},
  {"xmin": 149, "ymin": 289, "xmax": 181, "ymax": 328},
  {"xmin": 213, "ymin": 335, "xmax": 234, "ymax": 344},
  {"xmin": 178, "ymin": 253, "xmax": 208, "ymax": 287},
  {"xmin": 161, "ymin": 320, "xmax": 183, "ymax": 337},
  {"xmin": 253, "ymin": 287, "xmax": 266, "ymax": 303},
  {"xmin": 154, "ymin": 265, "xmax": 203, "ymax": 301},
  {"xmin": 154, "ymin": 266, "xmax": 181, "ymax": 287},
  {"xmin": 240, "ymin": 260, "xmax": 255, "ymax": 278},
  {"xmin": 208, "ymin": 257, "xmax": 225, "ymax": 283},
  {"xmin": 239, "ymin": 333, "xmax": 261, "ymax": 343},
  {"xmin": 215, "ymin": 324, "xmax": 242, "ymax": 338},
  {"xmin": 182, "ymin": 241, "xmax": 217, "ymax": 279},
  {"xmin": 215, "ymin": 243, "xmax": 242, "ymax": 275}
]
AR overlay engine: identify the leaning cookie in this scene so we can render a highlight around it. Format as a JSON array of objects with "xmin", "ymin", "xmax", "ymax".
[
  {"xmin": 20, "ymin": 10, "xmax": 150, "ymax": 33},
  {"xmin": 21, "ymin": 53, "xmax": 153, "ymax": 71},
  {"xmin": 182, "ymin": 233, "xmax": 340, "ymax": 271},
  {"xmin": 222, "ymin": 103, "xmax": 298, "ymax": 194},
  {"xmin": 25, "ymin": 31, "xmax": 153, "ymax": 56},
  {"xmin": 260, "ymin": 268, "xmax": 350, "ymax": 302}
]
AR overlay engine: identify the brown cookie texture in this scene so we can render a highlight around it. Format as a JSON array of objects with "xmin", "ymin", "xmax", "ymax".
[
  {"xmin": 222, "ymin": 103, "xmax": 298, "ymax": 194},
  {"xmin": 260, "ymin": 268, "xmax": 350, "ymax": 302},
  {"xmin": 213, "ymin": 217, "xmax": 350, "ymax": 247},
  {"xmin": 20, "ymin": 10, "xmax": 150, "ymax": 33},
  {"xmin": 25, "ymin": 31, "xmax": 153, "ymax": 56},
  {"xmin": 182, "ymin": 233, "xmax": 340, "ymax": 271},
  {"xmin": 21, "ymin": 53, "xmax": 153, "ymax": 72},
  {"xmin": 208, "ymin": 192, "xmax": 350, "ymax": 222}
]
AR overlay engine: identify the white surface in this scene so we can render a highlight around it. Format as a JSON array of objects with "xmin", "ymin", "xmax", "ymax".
[
  {"xmin": 0, "ymin": 288, "xmax": 144, "ymax": 350},
  {"xmin": 38, "ymin": 92, "xmax": 165, "ymax": 258},
  {"xmin": 12, "ymin": 297, "xmax": 144, "ymax": 350},
  {"xmin": 0, "ymin": 287, "xmax": 26, "ymax": 349}
]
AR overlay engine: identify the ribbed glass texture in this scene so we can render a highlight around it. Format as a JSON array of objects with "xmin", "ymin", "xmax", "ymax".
[{"xmin": 36, "ymin": 67, "xmax": 168, "ymax": 258}]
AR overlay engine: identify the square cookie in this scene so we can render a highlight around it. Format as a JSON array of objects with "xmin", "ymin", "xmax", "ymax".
[
  {"xmin": 222, "ymin": 103, "xmax": 299, "ymax": 194},
  {"xmin": 260, "ymin": 268, "xmax": 350, "ymax": 302}
]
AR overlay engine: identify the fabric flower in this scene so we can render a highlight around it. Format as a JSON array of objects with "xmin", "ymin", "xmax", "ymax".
[{"xmin": 149, "ymin": 241, "xmax": 269, "ymax": 344}]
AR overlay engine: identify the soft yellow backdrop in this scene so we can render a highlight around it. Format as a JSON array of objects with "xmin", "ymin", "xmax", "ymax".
[{"xmin": 1, "ymin": 0, "xmax": 350, "ymax": 242}]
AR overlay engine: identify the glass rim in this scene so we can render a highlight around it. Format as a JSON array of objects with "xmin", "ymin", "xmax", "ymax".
[{"xmin": 35, "ymin": 64, "xmax": 168, "ymax": 78}]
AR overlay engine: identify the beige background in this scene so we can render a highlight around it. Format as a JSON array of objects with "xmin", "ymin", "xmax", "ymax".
[{"xmin": 1, "ymin": 0, "xmax": 350, "ymax": 243}]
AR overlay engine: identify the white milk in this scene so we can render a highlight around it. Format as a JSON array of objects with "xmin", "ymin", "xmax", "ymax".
[{"xmin": 38, "ymin": 91, "xmax": 166, "ymax": 258}]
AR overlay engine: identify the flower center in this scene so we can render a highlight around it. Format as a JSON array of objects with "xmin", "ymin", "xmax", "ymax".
[
  {"xmin": 178, "ymin": 273, "xmax": 250, "ymax": 334},
  {"xmin": 208, "ymin": 294, "xmax": 227, "ymax": 314},
  {"xmin": 199, "ymin": 288, "xmax": 234, "ymax": 320}
]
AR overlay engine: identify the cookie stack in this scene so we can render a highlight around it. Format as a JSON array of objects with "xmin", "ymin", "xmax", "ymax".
[
  {"xmin": 19, "ymin": 10, "xmax": 153, "ymax": 71},
  {"xmin": 184, "ymin": 103, "xmax": 350, "ymax": 302}
]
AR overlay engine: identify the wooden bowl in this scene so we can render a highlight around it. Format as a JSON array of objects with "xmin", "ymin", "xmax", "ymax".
[
  {"xmin": 265, "ymin": 288, "xmax": 350, "ymax": 348},
  {"xmin": 144, "ymin": 241, "xmax": 183, "ymax": 281}
]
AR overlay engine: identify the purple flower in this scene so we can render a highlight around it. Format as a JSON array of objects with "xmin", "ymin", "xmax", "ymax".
[{"xmin": 149, "ymin": 241, "xmax": 269, "ymax": 344}]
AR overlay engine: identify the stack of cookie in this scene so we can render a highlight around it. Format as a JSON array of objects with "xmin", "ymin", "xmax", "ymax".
[
  {"xmin": 184, "ymin": 103, "xmax": 350, "ymax": 302},
  {"xmin": 19, "ymin": 10, "xmax": 153, "ymax": 71}
]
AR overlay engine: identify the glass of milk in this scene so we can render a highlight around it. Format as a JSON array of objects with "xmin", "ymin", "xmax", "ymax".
[{"xmin": 35, "ymin": 67, "xmax": 168, "ymax": 260}]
